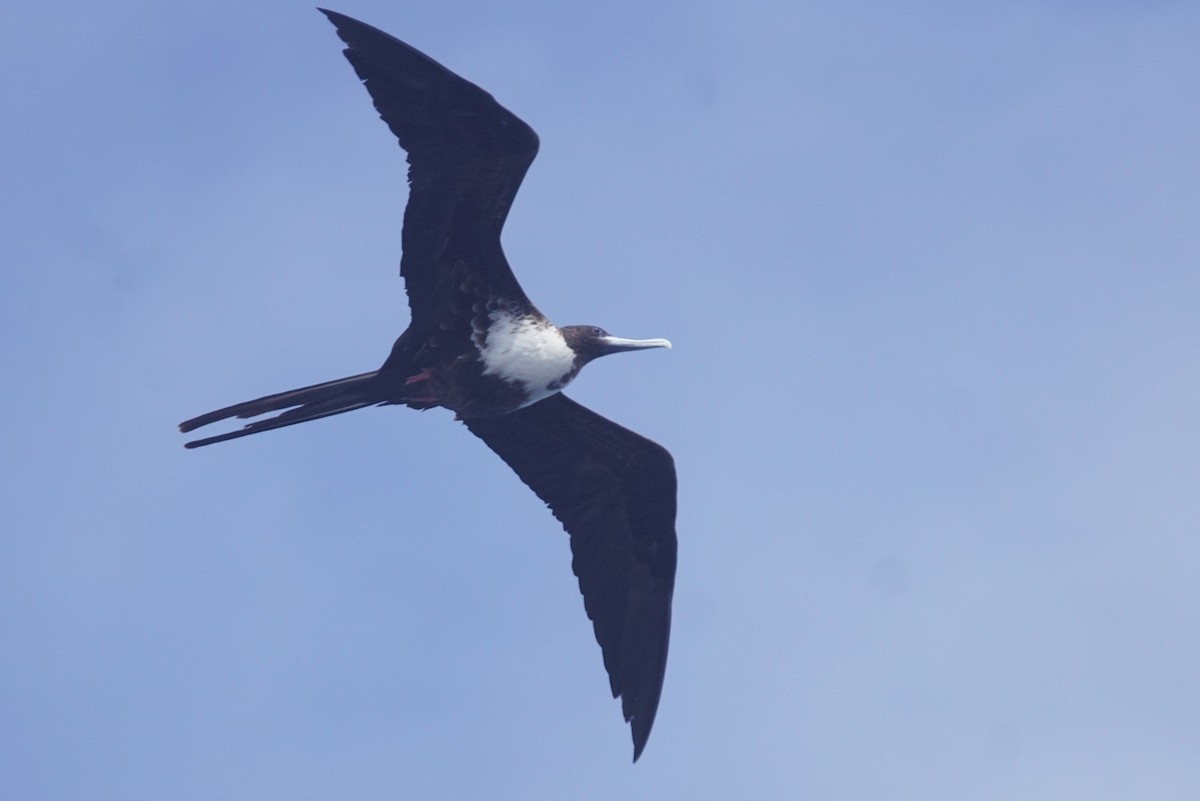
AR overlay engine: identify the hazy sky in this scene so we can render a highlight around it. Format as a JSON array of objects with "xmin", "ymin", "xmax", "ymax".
[{"xmin": 3, "ymin": 1, "xmax": 1199, "ymax": 799}]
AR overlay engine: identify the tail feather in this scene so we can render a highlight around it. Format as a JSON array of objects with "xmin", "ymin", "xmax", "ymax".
[{"xmin": 180, "ymin": 371, "xmax": 387, "ymax": 448}]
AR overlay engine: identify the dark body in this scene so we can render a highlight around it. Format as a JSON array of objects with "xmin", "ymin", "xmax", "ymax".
[{"xmin": 180, "ymin": 10, "xmax": 677, "ymax": 761}]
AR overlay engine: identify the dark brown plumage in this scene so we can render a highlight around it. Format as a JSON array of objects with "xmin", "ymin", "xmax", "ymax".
[{"xmin": 180, "ymin": 9, "xmax": 676, "ymax": 761}]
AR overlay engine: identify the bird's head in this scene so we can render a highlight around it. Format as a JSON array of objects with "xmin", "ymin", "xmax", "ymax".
[{"xmin": 559, "ymin": 325, "xmax": 672, "ymax": 368}]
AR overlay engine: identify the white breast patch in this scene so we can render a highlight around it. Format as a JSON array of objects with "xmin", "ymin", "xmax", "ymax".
[{"xmin": 478, "ymin": 310, "xmax": 576, "ymax": 405}]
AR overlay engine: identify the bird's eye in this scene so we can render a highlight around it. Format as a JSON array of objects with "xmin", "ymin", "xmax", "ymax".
[{"xmin": 592, "ymin": 327, "xmax": 604, "ymax": 336}]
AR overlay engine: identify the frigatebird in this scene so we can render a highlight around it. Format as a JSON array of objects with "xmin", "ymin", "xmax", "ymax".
[{"xmin": 180, "ymin": 9, "xmax": 677, "ymax": 761}]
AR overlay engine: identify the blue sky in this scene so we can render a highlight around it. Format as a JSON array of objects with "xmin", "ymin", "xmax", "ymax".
[{"xmin": 3, "ymin": 1, "xmax": 1200, "ymax": 798}]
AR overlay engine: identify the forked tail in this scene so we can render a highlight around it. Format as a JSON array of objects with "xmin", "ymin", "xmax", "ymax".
[{"xmin": 179, "ymin": 371, "xmax": 387, "ymax": 448}]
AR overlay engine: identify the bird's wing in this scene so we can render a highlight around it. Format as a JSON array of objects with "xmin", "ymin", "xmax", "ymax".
[
  {"xmin": 321, "ymin": 10, "xmax": 540, "ymax": 363},
  {"xmin": 463, "ymin": 393, "xmax": 677, "ymax": 761}
]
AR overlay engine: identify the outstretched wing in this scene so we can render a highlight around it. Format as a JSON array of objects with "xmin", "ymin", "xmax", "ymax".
[
  {"xmin": 463, "ymin": 393, "xmax": 677, "ymax": 761},
  {"xmin": 321, "ymin": 9, "xmax": 540, "ymax": 363}
]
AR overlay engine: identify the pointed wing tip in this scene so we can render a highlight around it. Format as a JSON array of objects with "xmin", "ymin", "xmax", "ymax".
[
  {"xmin": 631, "ymin": 729, "xmax": 650, "ymax": 763},
  {"xmin": 316, "ymin": 7, "xmax": 341, "ymax": 28},
  {"xmin": 628, "ymin": 703, "xmax": 659, "ymax": 763},
  {"xmin": 318, "ymin": 8, "xmax": 361, "ymax": 48},
  {"xmin": 317, "ymin": 8, "xmax": 374, "ymax": 47}
]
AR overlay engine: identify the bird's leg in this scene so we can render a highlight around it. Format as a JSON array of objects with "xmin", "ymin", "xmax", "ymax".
[{"xmin": 402, "ymin": 369, "xmax": 440, "ymax": 404}]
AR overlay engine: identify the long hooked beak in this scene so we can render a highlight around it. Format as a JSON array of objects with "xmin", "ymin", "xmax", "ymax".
[{"xmin": 598, "ymin": 335, "xmax": 673, "ymax": 353}]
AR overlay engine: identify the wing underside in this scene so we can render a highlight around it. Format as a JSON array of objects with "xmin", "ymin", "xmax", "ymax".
[
  {"xmin": 321, "ymin": 9, "xmax": 540, "ymax": 367},
  {"xmin": 463, "ymin": 393, "xmax": 677, "ymax": 761}
]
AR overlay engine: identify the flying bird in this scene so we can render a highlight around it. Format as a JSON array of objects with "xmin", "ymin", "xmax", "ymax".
[{"xmin": 180, "ymin": 9, "xmax": 677, "ymax": 761}]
